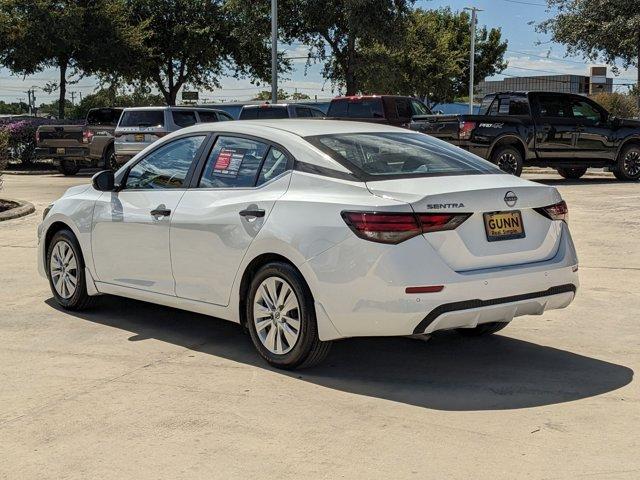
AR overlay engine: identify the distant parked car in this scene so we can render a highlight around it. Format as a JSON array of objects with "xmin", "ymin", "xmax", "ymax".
[
  {"xmin": 326, "ymin": 95, "xmax": 433, "ymax": 129},
  {"xmin": 239, "ymin": 103, "xmax": 325, "ymax": 120},
  {"xmin": 35, "ymin": 107, "xmax": 123, "ymax": 176},
  {"xmin": 114, "ymin": 106, "xmax": 233, "ymax": 165}
]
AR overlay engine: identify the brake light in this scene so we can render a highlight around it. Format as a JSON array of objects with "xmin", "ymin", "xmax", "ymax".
[
  {"xmin": 342, "ymin": 211, "xmax": 471, "ymax": 244},
  {"xmin": 82, "ymin": 128, "xmax": 94, "ymax": 143},
  {"xmin": 459, "ymin": 121, "xmax": 476, "ymax": 140},
  {"xmin": 535, "ymin": 200, "xmax": 568, "ymax": 223}
]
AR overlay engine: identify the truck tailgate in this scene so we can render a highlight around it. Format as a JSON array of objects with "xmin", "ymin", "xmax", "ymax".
[
  {"xmin": 412, "ymin": 115, "xmax": 461, "ymax": 141},
  {"xmin": 37, "ymin": 125, "xmax": 84, "ymax": 145}
]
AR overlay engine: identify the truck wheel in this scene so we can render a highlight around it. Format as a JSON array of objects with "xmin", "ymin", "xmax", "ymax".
[
  {"xmin": 492, "ymin": 146, "xmax": 523, "ymax": 176},
  {"xmin": 557, "ymin": 167, "xmax": 588, "ymax": 180},
  {"xmin": 58, "ymin": 160, "xmax": 80, "ymax": 176},
  {"xmin": 104, "ymin": 146, "xmax": 118, "ymax": 171},
  {"xmin": 612, "ymin": 145, "xmax": 640, "ymax": 181}
]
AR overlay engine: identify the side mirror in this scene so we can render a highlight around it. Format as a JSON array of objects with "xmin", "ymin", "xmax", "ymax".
[
  {"xmin": 610, "ymin": 115, "xmax": 621, "ymax": 128},
  {"xmin": 92, "ymin": 170, "xmax": 115, "ymax": 191}
]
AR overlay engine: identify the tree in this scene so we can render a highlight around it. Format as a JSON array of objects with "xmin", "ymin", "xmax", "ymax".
[
  {"xmin": 0, "ymin": 0, "xmax": 144, "ymax": 119},
  {"xmin": 538, "ymin": 0, "xmax": 640, "ymax": 104},
  {"xmin": 290, "ymin": 92, "xmax": 311, "ymax": 100},
  {"xmin": 67, "ymin": 86, "xmax": 165, "ymax": 119},
  {"xmin": 591, "ymin": 92, "xmax": 639, "ymax": 118},
  {"xmin": 253, "ymin": 89, "xmax": 290, "ymax": 101},
  {"xmin": 117, "ymin": 0, "xmax": 278, "ymax": 105},
  {"xmin": 276, "ymin": 0, "xmax": 414, "ymax": 95},
  {"xmin": 358, "ymin": 8, "xmax": 507, "ymax": 106}
]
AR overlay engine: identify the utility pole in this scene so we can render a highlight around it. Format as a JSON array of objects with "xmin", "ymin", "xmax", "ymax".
[
  {"xmin": 271, "ymin": 0, "xmax": 278, "ymax": 104},
  {"xmin": 70, "ymin": 91, "xmax": 76, "ymax": 105},
  {"xmin": 465, "ymin": 6, "xmax": 482, "ymax": 114},
  {"xmin": 25, "ymin": 90, "xmax": 32, "ymax": 115}
]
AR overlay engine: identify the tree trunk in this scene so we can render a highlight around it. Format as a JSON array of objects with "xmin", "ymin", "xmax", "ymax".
[
  {"xmin": 58, "ymin": 60, "xmax": 67, "ymax": 119},
  {"xmin": 345, "ymin": 36, "xmax": 357, "ymax": 96}
]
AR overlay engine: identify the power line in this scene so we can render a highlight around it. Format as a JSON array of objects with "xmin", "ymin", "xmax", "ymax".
[{"xmin": 501, "ymin": 0, "xmax": 547, "ymax": 6}]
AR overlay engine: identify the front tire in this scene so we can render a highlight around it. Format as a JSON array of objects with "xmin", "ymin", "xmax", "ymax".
[
  {"xmin": 557, "ymin": 167, "xmax": 588, "ymax": 179},
  {"xmin": 612, "ymin": 144, "xmax": 640, "ymax": 181},
  {"xmin": 246, "ymin": 262, "xmax": 331, "ymax": 369},
  {"xmin": 491, "ymin": 146, "xmax": 523, "ymax": 176},
  {"xmin": 456, "ymin": 322, "xmax": 509, "ymax": 337},
  {"xmin": 58, "ymin": 160, "xmax": 80, "ymax": 176},
  {"xmin": 46, "ymin": 229, "xmax": 94, "ymax": 310}
]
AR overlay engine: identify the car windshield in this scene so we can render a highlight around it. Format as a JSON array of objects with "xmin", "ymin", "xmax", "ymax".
[
  {"xmin": 306, "ymin": 132, "xmax": 501, "ymax": 179},
  {"xmin": 120, "ymin": 110, "xmax": 165, "ymax": 127}
]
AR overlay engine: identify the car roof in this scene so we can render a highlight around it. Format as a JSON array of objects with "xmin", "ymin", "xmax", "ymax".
[
  {"xmin": 120, "ymin": 106, "xmax": 217, "ymax": 112},
  {"xmin": 179, "ymin": 119, "xmax": 409, "ymax": 137}
]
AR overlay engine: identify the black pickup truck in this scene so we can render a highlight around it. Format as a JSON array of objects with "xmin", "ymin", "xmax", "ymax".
[{"xmin": 415, "ymin": 91, "xmax": 640, "ymax": 180}]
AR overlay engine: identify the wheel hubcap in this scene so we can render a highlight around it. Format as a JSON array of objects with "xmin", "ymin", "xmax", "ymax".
[
  {"xmin": 623, "ymin": 151, "xmax": 640, "ymax": 177},
  {"xmin": 497, "ymin": 153, "xmax": 518, "ymax": 174},
  {"xmin": 49, "ymin": 240, "xmax": 78, "ymax": 299},
  {"xmin": 253, "ymin": 277, "xmax": 301, "ymax": 355}
]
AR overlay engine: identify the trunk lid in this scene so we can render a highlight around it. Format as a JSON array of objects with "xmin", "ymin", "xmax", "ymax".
[{"xmin": 366, "ymin": 174, "xmax": 564, "ymax": 271}]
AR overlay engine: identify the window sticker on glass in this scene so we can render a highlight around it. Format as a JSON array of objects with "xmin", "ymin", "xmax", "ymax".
[{"xmin": 213, "ymin": 148, "xmax": 245, "ymax": 177}]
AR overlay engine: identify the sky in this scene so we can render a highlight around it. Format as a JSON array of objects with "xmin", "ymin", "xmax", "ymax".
[{"xmin": 1, "ymin": 0, "xmax": 637, "ymax": 105}]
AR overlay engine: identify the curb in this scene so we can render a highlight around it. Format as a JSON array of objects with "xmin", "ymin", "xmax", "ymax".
[
  {"xmin": 1, "ymin": 169, "xmax": 59, "ymax": 175},
  {"xmin": 0, "ymin": 198, "xmax": 36, "ymax": 221}
]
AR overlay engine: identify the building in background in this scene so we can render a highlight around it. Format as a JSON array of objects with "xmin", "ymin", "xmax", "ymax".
[{"xmin": 478, "ymin": 66, "xmax": 613, "ymax": 97}]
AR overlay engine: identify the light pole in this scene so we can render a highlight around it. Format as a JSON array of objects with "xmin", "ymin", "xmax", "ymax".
[
  {"xmin": 271, "ymin": 0, "xmax": 278, "ymax": 104},
  {"xmin": 465, "ymin": 6, "xmax": 482, "ymax": 114}
]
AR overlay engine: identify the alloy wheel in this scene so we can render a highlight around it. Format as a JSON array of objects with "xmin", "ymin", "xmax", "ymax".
[
  {"xmin": 497, "ymin": 153, "xmax": 518, "ymax": 175},
  {"xmin": 623, "ymin": 150, "xmax": 640, "ymax": 177},
  {"xmin": 49, "ymin": 240, "xmax": 78, "ymax": 299},
  {"xmin": 253, "ymin": 276, "xmax": 301, "ymax": 355}
]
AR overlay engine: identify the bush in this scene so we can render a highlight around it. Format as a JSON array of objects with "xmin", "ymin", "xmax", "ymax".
[
  {"xmin": 0, "ymin": 117, "xmax": 75, "ymax": 167},
  {"xmin": 590, "ymin": 92, "xmax": 640, "ymax": 119}
]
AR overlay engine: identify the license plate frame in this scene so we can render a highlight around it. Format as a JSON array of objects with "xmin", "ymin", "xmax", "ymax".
[
  {"xmin": 134, "ymin": 133, "xmax": 145, "ymax": 142},
  {"xmin": 56, "ymin": 147, "xmax": 65, "ymax": 155},
  {"xmin": 483, "ymin": 210, "xmax": 525, "ymax": 242}
]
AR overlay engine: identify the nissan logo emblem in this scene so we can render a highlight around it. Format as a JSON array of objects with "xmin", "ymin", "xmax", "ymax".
[{"xmin": 504, "ymin": 191, "xmax": 518, "ymax": 207}]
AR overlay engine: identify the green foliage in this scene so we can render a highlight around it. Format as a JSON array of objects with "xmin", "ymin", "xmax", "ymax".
[
  {"xmin": 267, "ymin": 0, "xmax": 414, "ymax": 95},
  {"xmin": 252, "ymin": 90, "xmax": 290, "ymax": 101},
  {"xmin": 291, "ymin": 92, "xmax": 311, "ymax": 100},
  {"xmin": 538, "ymin": 1, "xmax": 640, "ymax": 78},
  {"xmin": 0, "ymin": 101, "xmax": 28, "ymax": 115},
  {"xmin": 71, "ymin": 87, "xmax": 165, "ymax": 119},
  {"xmin": 591, "ymin": 92, "xmax": 639, "ymax": 119},
  {"xmin": 0, "ymin": 0, "xmax": 145, "ymax": 119},
  {"xmin": 358, "ymin": 8, "xmax": 507, "ymax": 106},
  {"xmin": 115, "ymin": 0, "xmax": 277, "ymax": 105}
]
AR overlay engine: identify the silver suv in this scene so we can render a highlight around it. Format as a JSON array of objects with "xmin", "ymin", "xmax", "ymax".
[{"xmin": 114, "ymin": 106, "xmax": 233, "ymax": 165}]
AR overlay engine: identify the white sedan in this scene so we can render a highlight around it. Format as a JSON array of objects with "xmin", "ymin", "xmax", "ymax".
[{"xmin": 38, "ymin": 120, "xmax": 579, "ymax": 369}]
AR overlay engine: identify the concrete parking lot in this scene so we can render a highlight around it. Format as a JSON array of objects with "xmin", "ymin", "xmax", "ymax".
[{"xmin": 1, "ymin": 171, "xmax": 638, "ymax": 479}]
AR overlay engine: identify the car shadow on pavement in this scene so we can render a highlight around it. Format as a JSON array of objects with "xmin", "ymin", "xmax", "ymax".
[{"xmin": 46, "ymin": 296, "xmax": 634, "ymax": 412}]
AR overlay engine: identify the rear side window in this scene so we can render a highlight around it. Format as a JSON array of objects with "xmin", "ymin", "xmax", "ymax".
[
  {"xmin": 217, "ymin": 111, "xmax": 234, "ymax": 121},
  {"xmin": 198, "ymin": 110, "xmax": 219, "ymax": 123},
  {"xmin": 328, "ymin": 99, "xmax": 384, "ymax": 118},
  {"xmin": 310, "ymin": 108, "xmax": 325, "ymax": 118},
  {"xmin": 295, "ymin": 107, "xmax": 312, "ymax": 118},
  {"xmin": 119, "ymin": 110, "xmax": 165, "ymax": 127},
  {"xmin": 86, "ymin": 108, "xmax": 122, "ymax": 126},
  {"xmin": 172, "ymin": 110, "xmax": 197, "ymax": 127},
  {"xmin": 239, "ymin": 107, "xmax": 288, "ymax": 120},
  {"xmin": 199, "ymin": 136, "xmax": 268, "ymax": 188},
  {"xmin": 257, "ymin": 147, "xmax": 289, "ymax": 185},
  {"xmin": 125, "ymin": 136, "xmax": 206, "ymax": 189},
  {"xmin": 395, "ymin": 98, "xmax": 412, "ymax": 118}
]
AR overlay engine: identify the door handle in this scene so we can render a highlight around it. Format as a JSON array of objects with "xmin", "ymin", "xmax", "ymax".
[
  {"xmin": 150, "ymin": 207, "xmax": 171, "ymax": 218},
  {"xmin": 239, "ymin": 208, "xmax": 265, "ymax": 218}
]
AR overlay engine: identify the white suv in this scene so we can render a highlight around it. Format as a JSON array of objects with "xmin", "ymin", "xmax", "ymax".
[{"xmin": 114, "ymin": 106, "xmax": 233, "ymax": 165}]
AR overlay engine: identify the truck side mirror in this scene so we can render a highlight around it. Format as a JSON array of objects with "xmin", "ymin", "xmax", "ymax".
[
  {"xmin": 610, "ymin": 115, "xmax": 621, "ymax": 128},
  {"xmin": 92, "ymin": 170, "xmax": 115, "ymax": 192}
]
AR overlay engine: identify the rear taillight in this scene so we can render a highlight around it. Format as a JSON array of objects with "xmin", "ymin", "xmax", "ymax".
[
  {"xmin": 341, "ymin": 211, "xmax": 471, "ymax": 244},
  {"xmin": 459, "ymin": 121, "xmax": 476, "ymax": 140},
  {"xmin": 535, "ymin": 200, "xmax": 568, "ymax": 223},
  {"xmin": 82, "ymin": 128, "xmax": 94, "ymax": 143}
]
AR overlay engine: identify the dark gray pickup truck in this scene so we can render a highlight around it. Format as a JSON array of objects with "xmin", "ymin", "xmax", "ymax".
[{"xmin": 415, "ymin": 91, "xmax": 640, "ymax": 180}]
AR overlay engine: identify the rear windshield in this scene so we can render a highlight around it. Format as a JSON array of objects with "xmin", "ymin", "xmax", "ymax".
[
  {"xmin": 86, "ymin": 108, "xmax": 122, "ymax": 126},
  {"xmin": 119, "ymin": 110, "xmax": 165, "ymax": 128},
  {"xmin": 328, "ymin": 99, "xmax": 384, "ymax": 118},
  {"xmin": 239, "ymin": 106, "xmax": 288, "ymax": 120},
  {"xmin": 306, "ymin": 132, "xmax": 501, "ymax": 179}
]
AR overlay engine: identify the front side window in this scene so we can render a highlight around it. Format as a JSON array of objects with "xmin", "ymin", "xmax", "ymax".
[
  {"xmin": 296, "ymin": 107, "xmax": 312, "ymax": 118},
  {"xmin": 537, "ymin": 95, "xmax": 573, "ymax": 118},
  {"xmin": 571, "ymin": 98, "xmax": 603, "ymax": 123},
  {"xmin": 410, "ymin": 99, "xmax": 431, "ymax": 116},
  {"xmin": 172, "ymin": 110, "xmax": 197, "ymax": 127},
  {"xmin": 199, "ymin": 136, "xmax": 268, "ymax": 188},
  {"xmin": 125, "ymin": 135, "xmax": 206, "ymax": 189},
  {"xmin": 306, "ymin": 132, "xmax": 501, "ymax": 179}
]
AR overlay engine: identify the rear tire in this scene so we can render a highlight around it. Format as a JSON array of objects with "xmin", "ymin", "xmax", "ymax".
[
  {"xmin": 491, "ymin": 146, "xmax": 523, "ymax": 176},
  {"xmin": 104, "ymin": 145, "xmax": 118, "ymax": 171},
  {"xmin": 612, "ymin": 144, "xmax": 640, "ymax": 181},
  {"xmin": 246, "ymin": 262, "xmax": 331, "ymax": 369},
  {"xmin": 557, "ymin": 167, "xmax": 587, "ymax": 180},
  {"xmin": 46, "ymin": 229, "xmax": 95, "ymax": 311},
  {"xmin": 456, "ymin": 322, "xmax": 509, "ymax": 337},
  {"xmin": 58, "ymin": 160, "xmax": 80, "ymax": 176}
]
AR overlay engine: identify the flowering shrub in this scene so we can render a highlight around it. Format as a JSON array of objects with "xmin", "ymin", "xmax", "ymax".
[{"xmin": 0, "ymin": 129, "xmax": 8, "ymax": 189}]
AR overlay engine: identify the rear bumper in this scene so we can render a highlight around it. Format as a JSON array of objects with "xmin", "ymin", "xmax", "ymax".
[
  {"xmin": 114, "ymin": 141, "xmax": 149, "ymax": 163},
  {"xmin": 35, "ymin": 147, "xmax": 88, "ymax": 160},
  {"xmin": 304, "ymin": 222, "xmax": 579, "ymax": 340}
]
